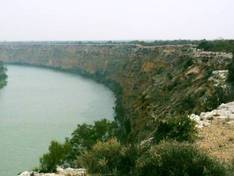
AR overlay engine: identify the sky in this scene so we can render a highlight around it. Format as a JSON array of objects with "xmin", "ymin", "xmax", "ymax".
[{"xmin": 0, "ymin": 0, "xmax": 233, "ymax": 41}]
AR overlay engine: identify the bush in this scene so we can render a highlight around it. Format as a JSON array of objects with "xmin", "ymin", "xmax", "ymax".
[
  {"xmin": 70, "ymin": 119, "xmax": 116, "ymax": 149},
  {"xmin": 38, "ymin": 119, "xmax": 117, "ymax": 170},
  {"xmin": 39, "ymin": 140, "xmax": 71, "ymax": 172},
  {"xmin": 227, "ymin": 57, "xmax": 234, "ymax": 85},
  {"xmin": 154, "ymin": 115, "xmax": 197, "ymax": 143},
  {"xmin": 77, "ymin": 138, "xmax": 123, "ymax": 175},
  {"xmin": 136, "ymin": 141, "xmax": 227, "ymax": 176},
  {"xmin": 204, "ymin": 87, "xmax": 227, "ymax": 111},
  {"xmin": 78, "ymin": 138, "xmax": 138, "ymax": 175},
  {"xmin": 178, "ymin": 96, "xmax": 196, "ymax": 113},
  {"xmin": 67, "ymin": 119, "xmax": 117, "ymax": 163},
  {"xmin": 0, "ymin": 61, "xmax": 7, "ymax": 88}
]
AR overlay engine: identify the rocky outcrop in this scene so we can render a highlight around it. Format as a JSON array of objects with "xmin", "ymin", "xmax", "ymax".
[
  {"xmin": 208, "ymin": 70, "xmax": 228, "ymax": 88},
  {"xmin": 18, "ymin": 167, "xmax": 86, "ymax": 176},
  {"xmin": 190, "ymin": 102, "xmax": 234, "ymax": 128},
  {"xmin": 192, "ymin": 48, "xmax": 232, "ymax": 59}
]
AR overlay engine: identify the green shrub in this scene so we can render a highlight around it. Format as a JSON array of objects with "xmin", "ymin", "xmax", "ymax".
[
  {"xmin": 197, "ymin": 40, "xmax": 214, "ymax": 51},
  {"xmin": 77, "ymin": 138, "xmax": 123, "ymax": 175},
  {"xmin": 70, "ymin": 119, "xmax": 116, "ymax": 148},
  {"xmin": 39, "ymin": 140, "xmax": 71, "ymax": 172},
  {"xmin": 197, "ymin": 40, "xmax": 234, "ymax": 53},
  {"xmin": 67, "ymin": 119, "xmax": 117, "ymax": 162},
  {"xmin": 0, "ymin": 61, "xmax": 7, "ymax": 88},
  {"xmin": 182, "ymin": 58, "xmax": 193, "ymax": 70},
  {"xmin": 178, "ymin": 96, "xmax": 196, "ymax": 113},
  {"xmin": 38, "ymin": 119, "xmax": 117, "ymax": 169},
  {"xmin": 136, "ymin": 141, "xmax": 227, "ymax": 176},
  {"xmin": 154, "ymin": 115, "xmax": 197, "ymax": 143},
  {"xmin": 77, "ymin": 138, "xmax": 139, "ymax": 175},
  {"xmin": 228, "ymin": 57, "xmax": 234, "ymax": 85}
]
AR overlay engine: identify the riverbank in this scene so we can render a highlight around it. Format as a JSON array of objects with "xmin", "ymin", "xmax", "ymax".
[{"xmin": 0, "ymin": 65, "xmax": 115, "ymax": 176}]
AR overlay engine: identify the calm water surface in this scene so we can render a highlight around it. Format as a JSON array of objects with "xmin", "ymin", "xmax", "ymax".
[{"xmin": 0, "ymin": 65, "xmax": 115, "ymax": 176}]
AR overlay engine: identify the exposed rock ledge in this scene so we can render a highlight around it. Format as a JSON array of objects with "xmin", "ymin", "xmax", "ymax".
[
  {"xmin": 18, "ymin": 167, "xmax": 86, "ymax": 176},
  {"xmin": 190, "ymin": 102, "xmax": 234, "ymax": 128}
]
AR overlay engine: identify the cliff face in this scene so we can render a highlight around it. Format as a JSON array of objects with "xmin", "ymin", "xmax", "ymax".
[{"xmin": 0, "ymin": 43, "xmax": 232, "ymax": 141}]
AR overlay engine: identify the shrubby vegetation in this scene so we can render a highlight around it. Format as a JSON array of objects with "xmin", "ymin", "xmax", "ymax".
[
  {"xmin": 39, "ymin": 140, "xmax": 71, "ymax": 172},
  {"xmin": 0, "ymin": 61, "xmax": 7, "ymax": 88},
  {"xmin": 197, "ymin": 41, "xmax": 233, "ymax": 100},
  {"xmin": 38, "ymin": 116, "xmax": 232, "ymax": 175},
  {"xmin": 77, "ymin": 138, "xmax": 123, "ymax": 175},
  {"xmin": 129, "ymin": 40, "xmax": 199, "ymax": 46},
  {"xmin": 38, "ymin": 119, "xmax": 117, "ymax": 172},
  {"xmin": 136, "ymin": 141, "xmax": 227, "ymax": 176},
  {"xmin": 197, "ymin": 40, "xmax": 234, "ymax": 83},
  {"xmin": 154, "ymin": 115, "xmax": 197, "ymax": 143},
  {"xmin": 197, "ymin": 40, "xmax": 234, "ymax": 53}
]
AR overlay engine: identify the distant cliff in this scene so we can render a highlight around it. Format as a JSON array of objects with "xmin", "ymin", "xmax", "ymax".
[{"xmin": 0, "ymin": 42, "xmax": 232, "ymax": 141}]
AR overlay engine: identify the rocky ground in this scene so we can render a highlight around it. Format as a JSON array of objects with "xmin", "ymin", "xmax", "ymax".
[
  {"xmin": 190, "ymin": 102, "xmax": 234, "ymax": 128},
  {"xmin": 191, "ymin": 102, "xmax": 234, "ymax": 162},
  {"xmin": 18, "ymin": 167, "xmax": 86, "ymax": 176}
]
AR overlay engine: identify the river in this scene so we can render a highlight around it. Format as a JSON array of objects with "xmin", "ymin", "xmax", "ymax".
[{"xmin": 0, "ymin": 65, "xmax": 115, "ymax": 176}]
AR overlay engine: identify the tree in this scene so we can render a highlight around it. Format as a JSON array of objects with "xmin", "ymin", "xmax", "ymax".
[{"xmin": 39, "ymin": 140, "xmax": 71, "ymax": 172}]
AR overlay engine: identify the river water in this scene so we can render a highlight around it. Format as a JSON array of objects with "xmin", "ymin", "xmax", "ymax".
[{"xmin": 0, "ymin": 65, "xmax": 115, "ymax": 176}]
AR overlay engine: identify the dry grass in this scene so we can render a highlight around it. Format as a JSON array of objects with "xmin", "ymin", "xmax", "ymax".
[{"xmin": 196, "ymin": 119, "xmax": 234, "ymax": 163}]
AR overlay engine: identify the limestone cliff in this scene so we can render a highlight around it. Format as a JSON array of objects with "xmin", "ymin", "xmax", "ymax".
[{"xmin": 0, "ymin": 42, "xmax": 232, "ymax": 141}]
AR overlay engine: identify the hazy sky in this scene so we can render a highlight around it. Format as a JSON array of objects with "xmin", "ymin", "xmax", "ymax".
[{"xmin": 0, "ymin": 0, "xmax": 233, "ymax": 41}]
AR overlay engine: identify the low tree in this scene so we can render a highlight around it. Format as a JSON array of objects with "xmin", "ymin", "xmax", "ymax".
[
  {"xmin": 39, "ymin": 140, "xmax": 71, "ymax": 172},
  {"xmin": 67, "ymin": 119, "xmax": 117, "ymax": 163}
]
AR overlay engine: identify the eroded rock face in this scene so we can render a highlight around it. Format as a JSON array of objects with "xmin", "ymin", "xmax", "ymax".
[
  {"xmin": 190, "ymin": 102, "xmax": 234, "ymax": 128},
  {"xmin": 192, "ymin": 48, "xmax": 233, "ymax": 59},
  {"xmin": 208, "ymin": 70, "xmax": 228, "ymax": 88},
  {"xmin": 18, "ymin": 167, "xmax": 86, "ymax": 176}
]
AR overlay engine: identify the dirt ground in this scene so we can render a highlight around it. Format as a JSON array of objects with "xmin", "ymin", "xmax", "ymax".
[{"xmin": 196, "ymin": 119, "xmax": 234, "ymax": 163}]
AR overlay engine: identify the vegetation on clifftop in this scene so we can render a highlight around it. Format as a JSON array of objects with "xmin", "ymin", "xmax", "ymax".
[
  {"xmin": 37, "ymin": 117, "xmax": 233, "ymax": 176},
  {"xmin": 0, "ymin": 61, "xmax": 7, "ymax": 88},
  {"xmin": 198, "ymin": 40, "xmax": 234, "ymax": 98}
]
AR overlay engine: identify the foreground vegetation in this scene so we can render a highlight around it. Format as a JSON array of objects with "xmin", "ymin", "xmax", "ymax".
[{"xmin": 36, "ymin": 117, "xmax": 234, "ymax": 175}]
